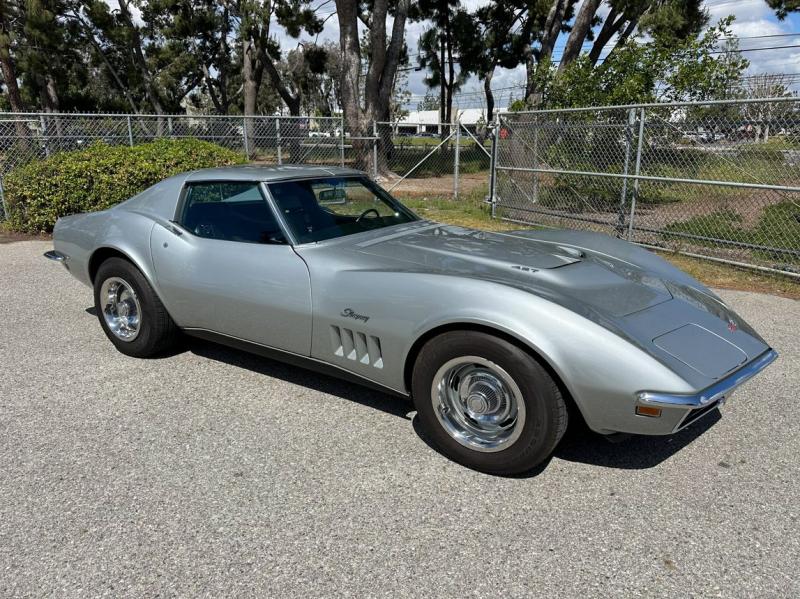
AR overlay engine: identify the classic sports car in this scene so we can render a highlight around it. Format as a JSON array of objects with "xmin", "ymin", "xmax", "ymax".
[{"xmin": 45, "ymin": 165, "xmax": 777, "ymax": 475}]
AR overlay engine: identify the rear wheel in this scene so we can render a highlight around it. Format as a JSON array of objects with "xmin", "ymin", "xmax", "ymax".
[
  {"xmin": 412, "ymin": 331, "xmax": 567, "ymax": 475},
  {"xmin": 93, "ymin": 257, "xmax": 177, "ymax": 357}
]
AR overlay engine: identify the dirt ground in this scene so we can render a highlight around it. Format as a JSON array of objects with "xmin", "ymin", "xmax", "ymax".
[{"xmin": 380, "ymin": 172, "xmax": 489, "ymax": 198}]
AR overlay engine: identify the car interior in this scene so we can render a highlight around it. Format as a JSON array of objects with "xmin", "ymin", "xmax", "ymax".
[
  {"xmin": 180, "ymin": 182, "xmax": 287, "ymax": 244},
  {"xmin": 179, "ymin": 177, "xmax": 415, "ymax": 245}
]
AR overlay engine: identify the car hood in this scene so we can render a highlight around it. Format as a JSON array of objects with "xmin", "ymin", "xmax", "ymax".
[
  {"xmin": 354, "ymin": 224, "xmax": 672, "ymax": 317},
  {"xmin": 349, "ymin": 223, "xmax": 769, "ymax": 383}
]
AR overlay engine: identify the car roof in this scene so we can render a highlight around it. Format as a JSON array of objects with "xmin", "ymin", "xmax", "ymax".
[{"xmin": 184, "ymin": 164, "xmax": 364, "ymax": 183}]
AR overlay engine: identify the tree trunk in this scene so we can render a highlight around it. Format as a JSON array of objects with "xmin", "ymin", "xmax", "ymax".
[
  {"xmin": 117, "ymin": 0, "xmax": 165, "ymax": 115},
  {"xmin": 0, "ymin": 17, "xmax": 29, "ymax": 142},
  {"xmin": 335, "ymin": 0, "xmax": 409, "ymax": 174},
  {"xmin": 524, "ymin": 0, "xmax": 569, "ymax": 105},
  {"xmin": 242, "ymin": 36, "xmax": 262, "ymax": 158},
  {"xmin": 438, "ymin": 27, "xmax": 446, "ymax": 134},
  {"xmin": 446, "ymin": 14, "xmax": 455, "ymax": 127},
  {"xmin": 541, "ymin": 0, "xmax": 567, "ymax": 61},
  {"xmin": 605, "ymin": 18, "xmax": 638, "ymax": 61},
  {"xmin": 558, "ymin": 0, "xmax": 602, "ymax": 72},
  {"xmin": 484, "ymin": 69, "xmax": 495, "ymax": 125},
  {"xmin": 588, "ymin": 8, "xmax": 625, "ymax": 65},
  {"xmin": 373, "ymin": 0, "xmax": 409, "ymax": 174},
  {"xmin": 335, "ymin": 0, "xmax": 370, "ymax": 169},
  {"xmin": 0, "ymin": 45, "xmax": 24, "ymax": 112}
]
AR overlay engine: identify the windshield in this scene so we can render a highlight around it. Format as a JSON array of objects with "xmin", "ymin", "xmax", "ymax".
[{"xmin": 267, "ymin": 176, "xmax": 419, "ymax": 243}]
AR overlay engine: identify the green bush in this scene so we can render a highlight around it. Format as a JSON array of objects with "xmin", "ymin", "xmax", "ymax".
[{"xmin": 4, "ymin": 138, "xmax": 246, "ymax": 233}]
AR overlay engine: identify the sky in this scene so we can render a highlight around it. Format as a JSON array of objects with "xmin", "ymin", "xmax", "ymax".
[
  {"xmin": 110, "ymin": 0, "xmax": 800, "ymax": 111},
  {"xmin": 289, "ymin": 0, "xmax": 800, "ymax": 111}
]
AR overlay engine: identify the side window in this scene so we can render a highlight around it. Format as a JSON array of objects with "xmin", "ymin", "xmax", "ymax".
[{"xmin": 179, "ymin": 182, "xmax": 286, "ymax": 244}]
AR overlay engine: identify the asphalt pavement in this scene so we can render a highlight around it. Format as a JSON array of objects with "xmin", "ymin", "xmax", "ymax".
[{"xmin": 1, "ymin": 239, "xmax": 798, "ymax": 598}]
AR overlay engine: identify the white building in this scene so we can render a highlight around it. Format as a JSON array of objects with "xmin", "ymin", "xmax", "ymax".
[{"xmin": 394, "ymin": 107, "xmax": 508, "ymax": 134}]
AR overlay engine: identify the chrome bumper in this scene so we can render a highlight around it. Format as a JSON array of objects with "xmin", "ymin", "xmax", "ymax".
[
  {"xmin": 637, "ymin": 349, "xmax": 778, "ymax": 409},
  {"xmin": 43, "ymin": 250, "xmax": 68, "ymax": 262}
]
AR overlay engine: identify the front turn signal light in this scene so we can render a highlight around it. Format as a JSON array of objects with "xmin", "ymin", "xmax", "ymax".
[{"xmin": 636, "ymin": 405, "xmax": 662, "ymax": 418}]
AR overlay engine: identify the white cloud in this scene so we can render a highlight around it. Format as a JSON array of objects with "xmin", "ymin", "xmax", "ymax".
[{"xmin": 271, "ymin": 0, "xmax": 800, "ymax": 109}]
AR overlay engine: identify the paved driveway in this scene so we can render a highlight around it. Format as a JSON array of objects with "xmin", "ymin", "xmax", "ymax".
[{"xmin": 1, "ymin": 240, "xmax": 798, "ymax": 598}]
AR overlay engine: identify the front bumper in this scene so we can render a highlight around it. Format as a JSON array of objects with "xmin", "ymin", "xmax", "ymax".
[{"xmin": 636, "ymin": 349, "xmax": 778, "ymax": 433}]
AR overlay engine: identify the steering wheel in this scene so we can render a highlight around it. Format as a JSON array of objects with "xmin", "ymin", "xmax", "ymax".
[{"xmin": 356, "ymin": 208, "xmax": 381, "ymax": 222}]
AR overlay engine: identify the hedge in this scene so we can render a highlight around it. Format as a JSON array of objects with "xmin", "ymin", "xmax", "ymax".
[{"xmin": 4, "ymin": 138, "xmax": 246, "ymax": 233}]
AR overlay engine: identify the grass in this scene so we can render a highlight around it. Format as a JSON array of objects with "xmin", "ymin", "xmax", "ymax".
[
  {"xmin": 398, "ymin": 186, "xmax": 800, "ymax": 299},
  {"xmin": 657, "ymin": 252, "xmax": 800, "ymax": 299},
  {"xmin": 663, "ymin": 202, "xmax": 800, "ymax": 263},
  {"xmin": 400, "ymin": 187, "xmax": 518, "ymax": 232}
]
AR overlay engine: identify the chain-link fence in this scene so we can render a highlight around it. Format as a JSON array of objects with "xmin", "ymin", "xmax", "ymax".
[
  {"xmin": 0, "ymin": 113, "xmax": 492, "ymax": 220},
  {"xmin": 493, "ymin": 97, "xmax": 800, "ymax": 277},
  {"xmin": 0, "ymin": 113, "xmax": 347, "ymax": 219},
  {"xmin": 6, "ymin": 102, "xmax": 796, "ymax": 277},
  {"xmin": 375, "ymin": 121, "xmax": 491, "ymax": 200}
]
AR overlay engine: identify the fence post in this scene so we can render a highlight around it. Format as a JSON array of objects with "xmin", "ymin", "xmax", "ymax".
[
  {"xmin": 243, "ymin": 116, "xmax": 250, "ymax": 158},
  {"xmin": 168, "ymin": 116, "xmax": 174, "ymax": 139},
  {"xmin": 340, "ymin": 115, "xmax": 345, "ymax": 167},
  {"xmin": 127, "ymin": 115, "xmax": 134, "ymax": 146},
  {"xmin": 0, "ymin": 176, "xmax": 8, "ymax": 221},
  {"xmin": 40, "ymin": 115, "xmax": 50, "ymax": 157},
  {"xmin": 275, "ymin": 117, "xmax": 282, "ymax": 164},
  {"xmin": 627, "ymin": 107, "xmax": 647, "ymax": 241},
  {"xmin": 453, "ymin": 120, "xmax": 461, "ymax": 199},
  {"xmin": 532, "ymin": 114, "xmax": 539, "ymax": 203},
  {"xmin": 616, "ymin": 108, "xmax": 636, "ymax": 238},
  {"xmin": 372, "ymin": 120, "xmax": 378, "ymax": 178},
  {"xmin": 489, "ymin": 115, "xmax": 500, "ymax": 218}
]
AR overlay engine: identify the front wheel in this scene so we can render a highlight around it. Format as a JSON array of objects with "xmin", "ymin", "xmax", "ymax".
[
  {"xmin": 93, "ymin": 257, "xmax": 177, "ymax": 358},
  {"xmin": 412, "ymin": 331, "xmax": 568, "ymax": 475}
]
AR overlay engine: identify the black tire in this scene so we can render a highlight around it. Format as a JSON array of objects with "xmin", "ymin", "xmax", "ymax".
[
  {"xmin": 93, "ymin": 257, "xmax": 177, "ymax": 358},
  {"xmin": 412, "ymin": 331, "xmax": 568, "ymax": 475}
]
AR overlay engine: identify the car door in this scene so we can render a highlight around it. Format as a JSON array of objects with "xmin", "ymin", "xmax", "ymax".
[{"xmin": 150, "ymin": 180, "xmax": 312, "ymax": 356}]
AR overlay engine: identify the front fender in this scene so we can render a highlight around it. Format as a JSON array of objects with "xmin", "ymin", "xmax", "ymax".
[{"xmin": 397, "ymin": 277, "xmax": 694, "ymax": 434}]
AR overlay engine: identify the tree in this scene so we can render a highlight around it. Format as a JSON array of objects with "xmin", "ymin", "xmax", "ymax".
[
  {"xmin": 457, "ymin": 1, "xmax": 529, "ymax": 124},
  {"xmin": 412, "ymin": 0, "xmax": 469, "ymax": 131},
  {"xmin": 740, "ymin": 73, "xmax": 794, "ymax": 143},
  {"xmin": 557, "ymin": 0, "xmax": 601, "ymax": 72},
  {"xmin": 521, "ymin": 0, "xmax": 708, "ymax": 103},
  {"xmin": 146, "ymin": 0, "xmax": 236, "ymax": 114},
  {"xmin": 540, "ymin": 17, "xmax": 747, "ymax": 108},
  {"xmin": 0, "ymin": 0, "xmax": 28, "ymax": 114},
  {"xmin": 766, "ymin": 0, "xmax": 800, "ymax": 19},
  {"xmin": 334, "ymin": 0, "xmax": 411, "ymax": 170},
  {"xmin": 417, "ymin": 90, "xmax": 439, "ymax": 112}
]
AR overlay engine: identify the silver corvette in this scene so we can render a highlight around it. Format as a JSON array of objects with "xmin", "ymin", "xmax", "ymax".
[{"xmin": 45, "ymin": 165, "xmax": 777, "ymax": 474}]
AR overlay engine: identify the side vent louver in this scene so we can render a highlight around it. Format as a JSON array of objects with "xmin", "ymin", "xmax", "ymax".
[{"xmin": 330, "ymin": 325, "xmax": 383, "ymax": 369}]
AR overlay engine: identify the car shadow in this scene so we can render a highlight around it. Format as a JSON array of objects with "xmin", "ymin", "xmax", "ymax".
[
  {"xmin": 186, "ymin": 337, "xmax": 414, "ymax": 420},
  {"xmin": 86, "ymin": 305, "xmax": 721, "ymax": 477},
  {"xmin": 553, "ymin": 410, "xmax": 721, "ymax": 470},
  {"xmin": 186, "ymin": 335, "xmax": 722, "ymax": 475},
  {"xmin": 411, "ymin": 411, "xmax": 722, "ymax": 478}
]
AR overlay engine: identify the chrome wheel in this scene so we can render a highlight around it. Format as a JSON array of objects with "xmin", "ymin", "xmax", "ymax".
[
  {"xmin": 431, "ymin": 356, "xmax": 526, "ymax": 452},
  {"xmin": 99, "ymin": 277, "xmax": 141, "ymax": 342}
]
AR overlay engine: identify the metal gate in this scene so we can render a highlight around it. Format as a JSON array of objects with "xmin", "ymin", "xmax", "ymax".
[{"xmin": 491, "ymin": 98, "xmax": 800, "ymax": 277}]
